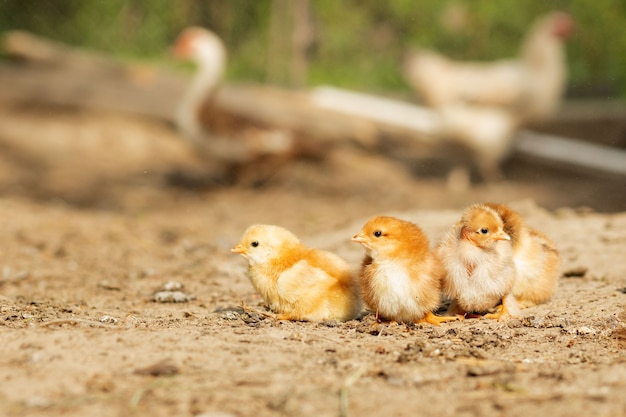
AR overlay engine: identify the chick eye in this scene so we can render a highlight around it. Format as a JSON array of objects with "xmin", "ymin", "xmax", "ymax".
[
  {"xmin": 480, "ymin": 228, "xmax": 489, "ymax": 234},
  {"xmin": 373, "ymin": 230, "xmax": 382, "ymax": 238},
  {"xmin": 251, "ymin": 241, "xmax": 259, "ymax": 247}
]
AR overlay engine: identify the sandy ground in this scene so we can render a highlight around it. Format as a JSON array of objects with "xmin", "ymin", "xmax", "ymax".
[{"xmin": 0, "ymin": 104, "xmax": 625, "ymax": 417}]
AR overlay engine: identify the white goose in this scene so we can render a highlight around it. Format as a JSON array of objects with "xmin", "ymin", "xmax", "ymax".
[{"xmin": 173, "ymin": 27, "xmax": 295, "ymax": 164}]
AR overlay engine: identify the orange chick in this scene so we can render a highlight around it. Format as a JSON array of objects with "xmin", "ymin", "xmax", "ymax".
[
  {"xmin": 436, "ymin": 204, "xmax": 519, "ymax": 320},
  {"xmin": 231, "ymin": 224, "xmax": 362, "ymax": 321},
  {"xmin": 484, "ymin": 203, "xmax": 561, "ymax": 308},
  {"xmin": 351, "ymin": 216, "xmax": 456, "ymax": 326}
]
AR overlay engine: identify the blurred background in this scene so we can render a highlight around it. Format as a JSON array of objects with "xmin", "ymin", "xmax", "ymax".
[
  {"xmin": 1, "ymin": 0, "xmax": 624, "ymax": 94},
  {"xmin": 0, "ymin": 0, "xmax": 624, "ymax": 213}
]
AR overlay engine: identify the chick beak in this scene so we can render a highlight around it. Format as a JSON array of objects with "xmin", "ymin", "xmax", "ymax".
[
  {"xmin": 493, "ymin": 231, "xmax": 511, "ymax": 241},
  {"xmin": 231, "ymin": 243, "xmax": 246, "ymax": 254},
  {"xmin": 351, "ymin": 233, "xmax": 366, "ymax": 244}
]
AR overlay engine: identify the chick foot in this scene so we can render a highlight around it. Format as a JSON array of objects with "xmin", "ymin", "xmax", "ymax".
[
  {"xmin": 418, "ymin": 312, "xmax": 459, "ymax": 326},
  {"xmin": 482, "ymin": 294, "xmax": 519, "ymax": 321}
]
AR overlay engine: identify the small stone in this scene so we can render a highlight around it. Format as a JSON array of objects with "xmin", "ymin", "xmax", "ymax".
[
  {"xmin": 555, "ymin": 317, "xmax": 569, "ymax": 327},
  {"xmin": 221, "ymin": 311, "xmax": 240, "ymax": 320},
  {"xmin": 163, "ymin": 280, "xmax": 183, "ymax": 291},
  {"xmin": 97, "ymin": 280, "xmax": 122, "ymax": 291},
  {"xmin": 318, "ymin": 320, "xmax": 341, "ymax": 328},
  {"xmin": 576, "ymin": 326, "xmax": 596, "ymax": 336},
  {"xmin": 153, "ymin": 291, "xmax": 194, "ymax": 303},
  {"xmin": 466, "ymin": 361, "xmax": 515, "ymax": 377},
  {"xmin": 99, "ymin": 315, "xmax": 119, "ymax": 324},
  {"xmin": 134, "ymin": 359, "xmax": 179, "ymax": 376},
  {"xmin": 241, "ymin": 312, "xmax": 262, "ymax": 327},
  {"xmin": 506, "ymin": 319, "xmax": 523, "ymax": 328},
  {"xmin": 563, "ymin": 266, "xmax": 588, "ymax": 278}
]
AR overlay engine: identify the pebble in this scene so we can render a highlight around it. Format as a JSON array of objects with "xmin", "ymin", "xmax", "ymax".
[
  {"xmin": 99, "ymin": 315, "xmax": 119, "ymax": 324},
  {"xmin": 153, "ymin": 280, "xmax": 195, "ymax": 303},
  {"xmin": 154, "ymin": 291, "xmax": 194, "ymax": 303}
]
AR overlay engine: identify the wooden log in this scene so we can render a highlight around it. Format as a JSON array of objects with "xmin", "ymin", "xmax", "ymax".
[
  {"xmin": 513, "ymin": 130, "xmax": 626, "ymax": 176},
  {"xmin": 310, "ymin": 86, "xmax": 441, "ymax": 141},
  {"xmin": 215, "ymin": 84, "xmax": 377, "ymax": 145},
  {"xmin": 3, "ymin": 30, "xmax": 125, "ymax": 73},
  {"xmin": 0, "ymin": 30, "xmax": 377, "ymax": 145},
  {"xmin": 309, "ymin": 86, "xmax": 626, "ymax": 176},
  {"xmin": 0, "ymin": 63, "xmax": 184, "ymax": 120}
]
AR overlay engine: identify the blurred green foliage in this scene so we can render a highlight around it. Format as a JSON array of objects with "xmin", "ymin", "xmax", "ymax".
[{"xmin": 1, "ymin": 0, "xmax": 625, "ymax": 97}]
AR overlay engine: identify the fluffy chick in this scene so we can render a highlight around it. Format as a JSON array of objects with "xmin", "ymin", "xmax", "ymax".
[
  {"xmin": 352, "ymin": 216, "xmax": 455, "ymax": 325},
  {"xmin": 437, "ymin": 204, "xmax": 519, "ymax": 320},
  {"xmin": 231, "ymin": 224, "xmax": 361, "ymax": 321},
  {"xmin": 484, "ymin": 203, "xmax": 561, "ymax": 308}
]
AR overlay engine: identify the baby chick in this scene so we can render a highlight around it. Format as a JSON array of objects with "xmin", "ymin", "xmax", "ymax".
[
  {"xmin": 484, "ymin": 203, "xmax": 560, "ymax": 308},
  {"xmin": 351, "ymin": 216, "xmax": 455, "ymax": 326},
  {"xmin": 231, "ymin": 224, "xmax": 361, "ymax": 321},
  {"xmin": 437, "ymin": 203, "xmax": 519, "ymax": 320}
]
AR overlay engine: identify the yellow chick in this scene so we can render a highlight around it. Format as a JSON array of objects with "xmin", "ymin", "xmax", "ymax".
[
  {"xmin": 484, "ymin": 203, "xmax": 560, "ymax": 308},
  {"xmin": 437, "ymin": 203, "xmax": 519, "ymax": 320},
  {"xmin": 352, "ymin": 216, "xmax": 456, "ymax": 326},
  {"xmin": 231, "ymin": 224, "xmax": 362, "ymax": 321}
]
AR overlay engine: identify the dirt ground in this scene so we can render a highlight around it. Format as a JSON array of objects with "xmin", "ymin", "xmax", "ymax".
[{"xmin": 0, "ymin": 103, "xmax": 625, "ymax": 417}]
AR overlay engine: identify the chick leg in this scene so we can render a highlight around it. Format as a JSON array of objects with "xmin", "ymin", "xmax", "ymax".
[
  {"xmin": 514, "ymin": 297, "xmax": 538, "ymax": 309},
  {"xmin": 372, "ymin": 310, "xmax": 399, "ymax": 326},
  {"xmin": 275, "ymin": 312, "xmax": 302, "ymax": 321},
  {"xmin": 418, "ymin": 312, "xmax": 459, "ymax": 326},
  {"xmin": 482, "ymin": 305, "xmax": 506, "ymax": 321},
  {"xmin": 483, "ymin": 293, "xmax": 520, "ymax": 321}
]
